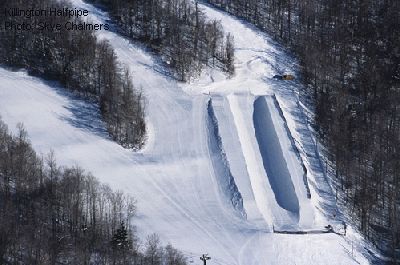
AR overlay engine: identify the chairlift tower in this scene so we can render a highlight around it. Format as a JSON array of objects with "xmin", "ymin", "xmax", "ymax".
[{"xmin": 200, "ymin": 254, "xmax": 211, "ymax": 265}]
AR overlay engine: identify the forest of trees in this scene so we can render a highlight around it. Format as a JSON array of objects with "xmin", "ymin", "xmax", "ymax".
[
  {"xmin": 0, "ymin": 118, "xmax": 187, "ymax": 265},
  {"xmin": 206, "ymin": 0, "xmax": 400, "ymax": 260},
  {"xmin": 86, "ymin": 0, "xmax": 235, "ymax": 81},
  {"xmin": 0, "ymin": 0, "xmax": 146, "ymax": 149}
]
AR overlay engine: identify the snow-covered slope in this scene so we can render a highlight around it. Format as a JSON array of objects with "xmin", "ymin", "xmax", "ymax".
[{"xmin": 0, "ymin": 1, "xmax": 372, "ymax": 264}]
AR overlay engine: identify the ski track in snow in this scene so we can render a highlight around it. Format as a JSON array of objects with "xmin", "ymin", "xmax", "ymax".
[{"xmin": 0, "ymin": 0, "xmax": 372, "ymax": 264}]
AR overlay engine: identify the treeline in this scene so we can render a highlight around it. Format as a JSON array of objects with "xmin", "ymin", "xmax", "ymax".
[
  {"xmin": 86, "ymin": 0, "xmax": 235, "ymax": 81},
  {"xmin": 0, "ymin": 119, "xmax": 187, "ymax": 265},
  {"xmin": 206, "ymin": 0, "xmax": 400, "ymax": 259},
  {"xmin": 0, "ymin": 0, "xmax": 146, "ymax": 149}
]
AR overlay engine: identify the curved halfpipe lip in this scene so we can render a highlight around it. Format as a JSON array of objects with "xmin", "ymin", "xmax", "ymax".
[
  {"xmin": 206, "ymin": 98, "xmax": 247, "ymax": 219},
  {"xmin": 253, "ymin": 96, "xmax": 300, "ymax": 216}
]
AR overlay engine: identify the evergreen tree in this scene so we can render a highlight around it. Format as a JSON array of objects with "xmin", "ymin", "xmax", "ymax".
[{"xmin": 112, "ymin": 222, "xmax": 132, "ymax": 250}]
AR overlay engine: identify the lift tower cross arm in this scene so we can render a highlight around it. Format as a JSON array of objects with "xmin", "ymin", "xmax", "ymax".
[{"xmin": 200, "ymin": 254, "xmax": 211, "ymax": 265}]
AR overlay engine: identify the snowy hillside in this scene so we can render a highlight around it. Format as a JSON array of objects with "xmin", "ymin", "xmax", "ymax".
[{"xmin": 0, "ymin": 1, "xmax": 373, "ymax": 264}]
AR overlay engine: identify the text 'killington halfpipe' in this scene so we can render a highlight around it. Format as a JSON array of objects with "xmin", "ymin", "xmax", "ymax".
[{"xmin": 253, "ymin": 97, "xmax": 299, "ymax": 214}]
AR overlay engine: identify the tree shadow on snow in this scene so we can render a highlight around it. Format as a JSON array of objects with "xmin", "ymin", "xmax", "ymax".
[
  {"xmin": 60, "ymin": 99, "xmax": 110, "ymax": 139},
  {"xmin": 37, "ymin": 79, "xmax": 111, "ymax": 139}
]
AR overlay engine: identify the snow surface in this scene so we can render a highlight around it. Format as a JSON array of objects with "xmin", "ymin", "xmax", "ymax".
[
  {"xmin": 0, "ymin": 0, "xmax": 373, "ymax": 264},
  {"xmin": 254, "ymin": 96, "xmax": 300, "ymax": 220}
]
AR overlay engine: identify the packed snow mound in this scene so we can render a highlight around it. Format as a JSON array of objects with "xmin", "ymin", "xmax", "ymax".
[
  {"xmin": 227, "ymin": 94, "xmax": 308, "ymax": 230},
  {"xmin": 271, "ymin": 94, "xmax": 311, "ymax": 199},
  {"xmin": 206, "ymin": 98, "xmax": 246, "ymax": 218},
  {"xmin": 210, "ymin": 95, "xmax": 269, "ymax": 230},
  {"xmin": 253, "ymin": 96, "xmax": 300, "ymax": 215}
]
